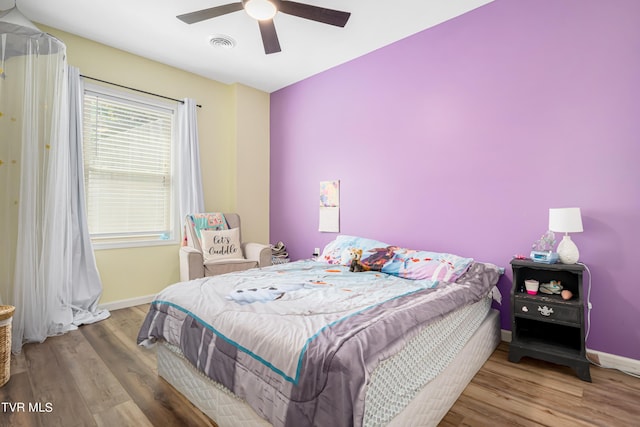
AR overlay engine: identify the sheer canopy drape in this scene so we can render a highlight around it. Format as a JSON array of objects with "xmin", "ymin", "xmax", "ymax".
[{"xmin": 0, "ymin": 8, "xmax": 108, "ymax": 353}]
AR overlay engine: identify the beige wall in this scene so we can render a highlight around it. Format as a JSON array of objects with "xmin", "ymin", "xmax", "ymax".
[
  {"xmin": 232, "ymin": 84, "xmax": 270, "ymax": 244},
  {"xmin": 42, "ymin": 26, "xmax": 270, "ymax": 304}
]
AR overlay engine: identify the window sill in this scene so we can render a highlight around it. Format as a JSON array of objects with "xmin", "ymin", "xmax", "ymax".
[{"xmin": 92, "ymin": 238, "xmax": 180, "ymax": 251}]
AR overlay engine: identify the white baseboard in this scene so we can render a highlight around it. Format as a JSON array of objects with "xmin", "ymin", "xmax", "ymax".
[
  {"xmin": 98, "ymin": 294, "xmax": 155, "ymax": 311},
  {"xmin": 501, "ymin": 329, "xmax": 640, "ymax": 376},
  {"xmin": 587, "ymin": 350, "xmax": 640, "ymax": 376}
]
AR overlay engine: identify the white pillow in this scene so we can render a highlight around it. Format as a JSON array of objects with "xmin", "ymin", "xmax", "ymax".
[{"xmin": 200, "ymin": 228, "xmax": 244, "ymax": 262}]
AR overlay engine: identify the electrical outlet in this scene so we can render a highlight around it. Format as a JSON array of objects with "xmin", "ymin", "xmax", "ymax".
[{"xmin": 313, "ymin": 247, "xmax": 320, "ymax": 257}]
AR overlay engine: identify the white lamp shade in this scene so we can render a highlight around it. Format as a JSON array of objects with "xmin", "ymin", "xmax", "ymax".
[{"xmin": 549, "ymin": 208, "xmax": 583, "ymax": 233}]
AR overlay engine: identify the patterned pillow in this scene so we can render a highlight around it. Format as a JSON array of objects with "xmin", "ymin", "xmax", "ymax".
[
  {"xmin": 320, "ymin": 235, "xmax": 390, "ymax": 265},
  {"xmin": 184, "ymin": 212, "xmax": 229, "ymax": 249},
  {"xmin": 374, "ymin": 248, "xmax": 473, "ymax": 282},
  {"xmin": 320, "ymin": 235, "xmax": 474, "ymax": 283},
  {"xmin": 190, "ymin": 213, "xmax": 228, "ymax": 238}
]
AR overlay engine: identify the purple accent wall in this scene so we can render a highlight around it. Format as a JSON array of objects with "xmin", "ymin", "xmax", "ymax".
[{"xmin": 270, "ymin": 0, "xmax": 640, "ymax": 360}]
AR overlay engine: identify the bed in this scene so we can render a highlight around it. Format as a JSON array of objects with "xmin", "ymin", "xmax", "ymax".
[{"xmin": 138, "ymin": 235, "xmax": 503, "ymax": 427}]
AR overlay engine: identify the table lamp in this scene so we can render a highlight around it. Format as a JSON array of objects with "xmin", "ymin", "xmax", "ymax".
[{"xmin": 548, "ymin": 208, "xmax": 583, "ymax": 264}]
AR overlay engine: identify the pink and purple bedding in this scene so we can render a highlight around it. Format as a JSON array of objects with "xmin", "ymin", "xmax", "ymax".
[
  {"xmin": 321, "ymin": 235, "xmax": 475, "ymax": 282},
  {"xmin": 138, "ymin": 256, "xmax": 501, "ymax": 427}
]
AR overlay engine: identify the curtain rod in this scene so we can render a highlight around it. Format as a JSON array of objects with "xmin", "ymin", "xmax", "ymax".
[{"xmin": 80, "ymin": 75, "xmax": 202, "ymax": 108}]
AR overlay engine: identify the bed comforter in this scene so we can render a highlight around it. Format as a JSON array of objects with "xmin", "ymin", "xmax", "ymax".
[{"xmin": 137, "ymin": 260, "xmax": 501, "ymax": 427}]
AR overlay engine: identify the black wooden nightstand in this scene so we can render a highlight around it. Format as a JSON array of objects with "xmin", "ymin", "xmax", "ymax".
[{"xmin": 508, "ymin": 259, "xmax": 591, "ymax": 382}]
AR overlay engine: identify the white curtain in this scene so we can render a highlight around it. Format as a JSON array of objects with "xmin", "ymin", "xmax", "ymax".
[
  {"xmin": 0, "ymin": 9, "xmax": 108, "ymax": 353},
  {"xmin": 68, "ymin": 66, "xmax": 109, "ymax": 325},
  {"xmin": 177, "ymin": 98, "xmax": 204, "ymax": 237}
]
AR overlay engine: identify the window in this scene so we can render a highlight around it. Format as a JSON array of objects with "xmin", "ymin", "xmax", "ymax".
[{"xmin": 82, "ymin": 84, "xmax": 178, "ymax": 248}]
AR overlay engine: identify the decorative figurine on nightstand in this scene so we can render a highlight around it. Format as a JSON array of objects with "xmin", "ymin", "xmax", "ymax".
[{"xmin": 530, "ymin": 230, "xmax": 559, "ymax": 264}]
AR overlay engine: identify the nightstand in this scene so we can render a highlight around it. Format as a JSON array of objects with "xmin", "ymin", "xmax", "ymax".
[{"xmin": 508, "ymin": 259, "xmax": 591, "ymax": 382}]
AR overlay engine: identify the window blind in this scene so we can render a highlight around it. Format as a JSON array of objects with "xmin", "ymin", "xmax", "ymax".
[{"xmin": 83, "ymin": 89, "xmax": 175, "ymax": 242}]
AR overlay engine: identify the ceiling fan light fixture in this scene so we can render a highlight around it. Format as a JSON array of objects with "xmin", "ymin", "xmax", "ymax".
[{"xmin": 244, "ymin": 0, "xmax": 277, "ymax": 21}]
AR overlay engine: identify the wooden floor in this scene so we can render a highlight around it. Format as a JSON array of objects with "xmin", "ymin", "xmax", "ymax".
[{"xmin": 1, "ymin": 305, "xmax": 639, "ymax": 427}]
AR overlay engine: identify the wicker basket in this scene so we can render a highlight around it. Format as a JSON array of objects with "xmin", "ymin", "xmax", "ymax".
[{"xmin": 0, "ymin": 305, "xmax": 15, "ymax": 387}]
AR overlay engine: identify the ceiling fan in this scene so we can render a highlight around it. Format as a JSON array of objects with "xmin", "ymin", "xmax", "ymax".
[{"xmin": 177, "ymin": 0, "xmax": 351, "ymax": 54}]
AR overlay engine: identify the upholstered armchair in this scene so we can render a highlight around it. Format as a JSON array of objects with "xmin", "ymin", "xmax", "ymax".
[{"xmin": 179, "ymin": 213, "xmax": 272, "ymax": 282}]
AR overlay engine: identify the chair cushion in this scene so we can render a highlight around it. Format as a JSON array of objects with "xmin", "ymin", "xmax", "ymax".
[
  {"xmin": 200, "ymin": 228, "xmax": 244, "ymax": 262},
  {"xmin": 204, "ymin": 260, "xmax": 258, "ymax": 276}
]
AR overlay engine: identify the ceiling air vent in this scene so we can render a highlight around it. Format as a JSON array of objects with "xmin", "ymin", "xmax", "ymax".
[{"xmin": 208, "ymin": 35, "xmax": 236, "ymax": 49}]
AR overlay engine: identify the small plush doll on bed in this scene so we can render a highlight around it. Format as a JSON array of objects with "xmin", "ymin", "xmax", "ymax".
[{"xmin": 346, "ymin": 248, "xmax": 369, "ymax": 272}]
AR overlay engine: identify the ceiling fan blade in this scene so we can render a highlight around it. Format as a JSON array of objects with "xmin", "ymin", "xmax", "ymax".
[
  {"xmin": 278, "ymin": 1, "xmax": 351, "ymax": 27},
  {"xmin": 258, "ymin": 19, "xmax": 281, "ymax": 54},
  {"xmin": 177, "ymin": 3, "xmax": 244, "ymax": 24}
]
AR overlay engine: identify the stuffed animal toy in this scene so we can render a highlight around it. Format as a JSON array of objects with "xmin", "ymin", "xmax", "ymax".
[{"xmin": 347, "ymin": 248, "xmax": 369, "ymax": 272}]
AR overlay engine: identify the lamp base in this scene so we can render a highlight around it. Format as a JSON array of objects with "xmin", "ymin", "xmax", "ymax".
[{"xmin": 557, "ymin": 235, "xmax": 580, "ymax": 264}]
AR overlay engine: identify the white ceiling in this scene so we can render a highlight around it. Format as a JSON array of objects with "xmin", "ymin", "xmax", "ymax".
[{"xmin": 2, "ymin": 0, "xmax": 493, "ymax": 93}]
